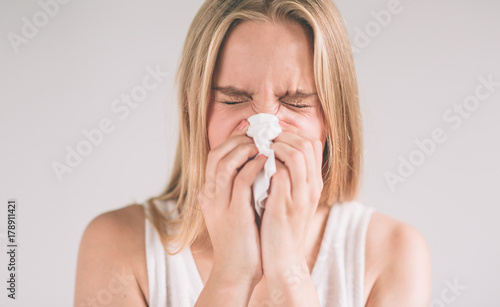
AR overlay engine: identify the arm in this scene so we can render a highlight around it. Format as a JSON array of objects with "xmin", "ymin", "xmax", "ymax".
[
  {"xmin": 74, "ymin": 207, "xmax": 147, "ymax": 307},
  {"xmin": 259, "ymin": 123, "xmax": 324, "ymax": 306},
  {"xmin": 264, "ymin": 259, "xmax": 321, "ymax": 306},
  {"xmin": 194, "ymin": 269, "xmax": 258, "ymax": 307},
  {"xmin": 365, "ymin": 222, "xmax": 432, "ymax": 307},
  {"xmin": 195, "ymin": 120, "xmax": 268, "ymax": 306}
]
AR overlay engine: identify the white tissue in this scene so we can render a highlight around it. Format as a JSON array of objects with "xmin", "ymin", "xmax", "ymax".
[{"xmin": 246, "ymin": 113, "xmax": 282, "ymax": 218}]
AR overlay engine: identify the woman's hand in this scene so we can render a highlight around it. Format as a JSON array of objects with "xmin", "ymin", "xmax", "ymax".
[
  {"xmin": 260, "ymin": 122, "xmax": 324, "ymax": 278},
  {"xmin": 197, "ymin": 119, "xmax": 267, "ymax": 287}
]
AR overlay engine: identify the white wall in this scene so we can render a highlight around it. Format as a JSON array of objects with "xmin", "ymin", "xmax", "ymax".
[
  {"xmin": 0, "ymin": 0, "xmax": 498, "ymax": 306},
  {"xmin": 337, "ymin": 1, "xmax": 500, "ymax": 306}
]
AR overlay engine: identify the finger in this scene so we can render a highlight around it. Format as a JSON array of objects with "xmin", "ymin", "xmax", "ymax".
[
  {"xmin": 268, "ymin": 160, "xmax": 291, "ymax": 213},
  {"xmin": 271, "ymin": 142, "xmax": 307, "ymax": 193},
  {"xmin": 280, "ymin": 123, "xmax": 322, "ymax": 163},
  {"xmin": 214, "ymin": 142, "xmax": 260, "ymax": 205},
  {"xmin": 275, "ymin": 125, "xmax": 323, "ymax": 184},
  {"xmin": 231, "ymin": 154, "xmax": 267, "ymax": 212},
  {"xmin": 232, "ymin": 119, "xmax": 250, "ymax": 136},
  {"xmin": 205, "ymin": 120, "xmax": 252, "ymax": 183}
]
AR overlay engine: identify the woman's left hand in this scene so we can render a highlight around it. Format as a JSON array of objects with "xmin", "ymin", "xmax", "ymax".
[{"xmin": 260, "ymin": 122, "xmax": 325, "ymax": 279}]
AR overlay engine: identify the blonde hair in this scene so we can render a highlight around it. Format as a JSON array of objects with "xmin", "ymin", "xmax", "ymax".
[{"xmin": 145, "ymin": 0, "xmax": 362, "ymax": 254}]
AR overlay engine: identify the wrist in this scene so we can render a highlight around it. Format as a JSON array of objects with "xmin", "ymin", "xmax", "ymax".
[
  {"xmin": 196, "ymin": 269, "xmax": 259, "ymax": 307},
  {"xmin": 210, "ymin": 272, "xmax": 260, "ymax": 290},
  {"xmin": 210, "ymin": 263, "xmax": 261, "ymax": 288},
  {"xmin": 204, "ymin": 269, "xmax": 259, "ymax": 305},
  {"xmin": 264, "ymin": 259, "xmax": 319, "ymax": 306},
  {"xmin": 264, "ymin": 257, "xmax": 310, "ymax": 285},
  {"xmin": 212, "ymin": 256, "xmax": 262, "ymax": 284}
]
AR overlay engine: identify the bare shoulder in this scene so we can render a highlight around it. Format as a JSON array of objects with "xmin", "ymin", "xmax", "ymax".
[
  {"xmin": 74, "ymin": 204, "xmax": 149, "ymax": 307},
  {"xmin": 364, "ymin": 211, "xmax": 432, "ymax": 307}
]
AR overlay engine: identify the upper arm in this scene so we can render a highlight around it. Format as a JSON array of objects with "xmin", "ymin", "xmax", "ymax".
[
  {"xmin": 74, "ymin": 206, "xmax": 148, "ymax": 307},
  {"xmin": 366, "ymin": 218, "xmax": 432, "ymax": 307}
]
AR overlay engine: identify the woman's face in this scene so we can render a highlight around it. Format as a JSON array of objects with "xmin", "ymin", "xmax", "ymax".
[{"xmin": 207, "ymin": 20, "xmax": 326, "ymax": 153}]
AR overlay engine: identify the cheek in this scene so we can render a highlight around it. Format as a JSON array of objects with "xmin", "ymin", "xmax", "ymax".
[
  {"xmin": 280, "ymin": 109, "xmax": 326, "ymax": 146},
  {"xmin": 207, "ymin": 107, "xmax": 244, "ymax": 150},
  {"xmin": 295, "ymin": 119, "xmax": 325, "ymax": 144}
]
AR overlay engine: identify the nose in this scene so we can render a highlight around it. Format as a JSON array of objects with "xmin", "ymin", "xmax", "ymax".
[{"xmin": 250, "ymin": 100, "xmax": 281, "ymax": 116}]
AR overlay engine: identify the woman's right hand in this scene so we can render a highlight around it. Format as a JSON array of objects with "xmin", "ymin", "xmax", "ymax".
[{"xmin": 198, "ymin": 119, "xmax": 267, "ymax": 287}]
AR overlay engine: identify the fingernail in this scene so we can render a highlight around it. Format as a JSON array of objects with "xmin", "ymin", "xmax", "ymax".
[
  {"xmin": 257, "ymin": 154, "xmax": 266, "ymax": 160},
  {"xmin": 237, "ymin": 120, "xmax": 247, "ymax": 130}
]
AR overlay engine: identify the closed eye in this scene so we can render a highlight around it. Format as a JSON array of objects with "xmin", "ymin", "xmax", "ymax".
[
  {"xmin": 222, "ymin": 101, "xmax": 246, "ymax": 105},
  {"xmin": 285, "ymin": 102, "xmax": 309, "ymax": 108},
  {"xmin": 222, "ymin": 101, "xmax": 310, "ymax": 108}
]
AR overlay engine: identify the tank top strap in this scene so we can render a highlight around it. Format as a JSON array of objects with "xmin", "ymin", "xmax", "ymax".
[
  {"xmin": 142, "ymin": 200, "xmax": 168, "ymax": 307},
  {"xmin": 311, "ymin": 200, "xmax": 375, "ymax": 307},
  {"xmin": 142, "ymin": 199, "xmax": 202, "ymax": 306}
]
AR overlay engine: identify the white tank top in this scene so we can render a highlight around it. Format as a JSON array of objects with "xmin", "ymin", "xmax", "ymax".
[{"xmin": 142, "ymin": 199, "xmax": 374, "ymax": 307}]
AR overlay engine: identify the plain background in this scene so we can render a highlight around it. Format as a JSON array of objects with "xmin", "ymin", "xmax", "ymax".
[{"xmin": 0, "ymin": 0, "xmax": 499, "ymax": 306}]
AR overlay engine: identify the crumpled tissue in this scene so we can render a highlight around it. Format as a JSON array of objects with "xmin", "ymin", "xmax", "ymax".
[{"xmin": 246, "ymin": 113, "xmax": 282, "ymax": 218}]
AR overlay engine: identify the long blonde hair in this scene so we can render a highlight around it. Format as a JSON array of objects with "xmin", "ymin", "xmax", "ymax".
[{"xmin": 145, "ymin": 0, "xmax": 362, "ymax": 255}]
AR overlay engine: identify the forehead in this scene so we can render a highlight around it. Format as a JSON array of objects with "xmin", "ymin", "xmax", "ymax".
[
  {"xmin": 213, "ymin": 20, "xmax": 315, "ymax": 91},
  {"xmin": 224, "ymin": 19, "xmax": 312, "ymax": 51}
]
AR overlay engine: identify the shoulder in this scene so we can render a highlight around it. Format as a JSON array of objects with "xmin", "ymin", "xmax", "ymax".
[
  {"xmin": 364, "ymin": 211, "xmax": 431, "ymax": 307},
  {"xmin": 74, "ymin": 204, "xmax": 149, "ymax": 307}
]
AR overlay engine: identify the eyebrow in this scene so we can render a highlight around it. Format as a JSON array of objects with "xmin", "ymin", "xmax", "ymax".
[{"xmin": 211, "ymin": 85, "xmax": 317, "ymax": 100}]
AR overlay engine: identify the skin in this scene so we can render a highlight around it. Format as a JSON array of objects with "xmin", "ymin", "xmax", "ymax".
[
  {"xmin": 197, "ymin": 19, "xmax": 326, "ymax": 305},
  {"xmin": 74, "ymin": 20, "xmax": 431, "ymax": 307}
]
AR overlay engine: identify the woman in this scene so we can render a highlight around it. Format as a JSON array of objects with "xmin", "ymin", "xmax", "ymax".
[{"xmin": 74, "ymin": 0, "xmax": 431, "ymax": 306}]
